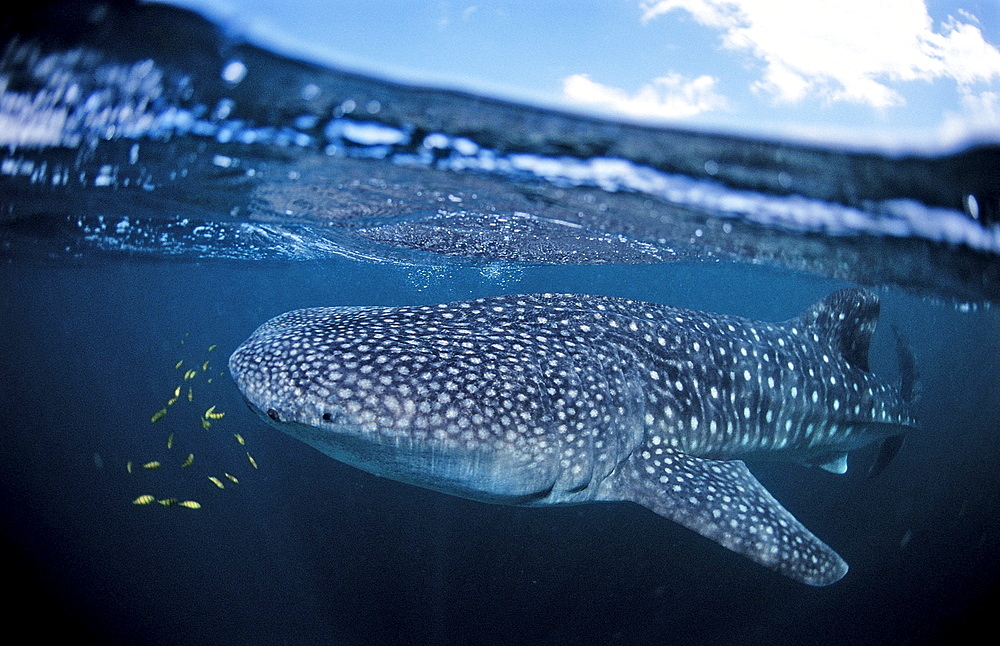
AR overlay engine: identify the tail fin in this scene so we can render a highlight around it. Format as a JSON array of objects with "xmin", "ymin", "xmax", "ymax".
[
  {"xmin": 891, "ymin": 324, "xmax": 919, "ymax": 403},
  {"xmin": 794, "ymin": 288, "xmax": 880, "ymax": 371},
  {"xmin": 867, "ymin": 325, "xmax": 918, "ymax": 479},
  {"xmin": 867, "ymin": 435, "xmax": 904, "ymax": 479}
]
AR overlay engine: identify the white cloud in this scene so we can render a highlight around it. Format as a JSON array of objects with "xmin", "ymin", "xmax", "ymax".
[
  {"xmin": 562, "ymin": 72, "xmax": 729, "ymax": 119},
  {"xmin": 640, "ymin": 0, "xmax": 1000, "ymax": 108},
  {"xmin": 939, "ymin": 88, "xmax": 1000, "ymax": 145}
]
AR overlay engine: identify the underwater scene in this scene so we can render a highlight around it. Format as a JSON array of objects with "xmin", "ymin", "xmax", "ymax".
[{"xmin": 2, "ymin": 2, "xmax": 998, "ymax": 644}]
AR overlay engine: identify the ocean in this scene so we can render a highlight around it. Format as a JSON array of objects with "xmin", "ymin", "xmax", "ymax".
[{"xmin": 2, "ymin": 2, "xmax": 998, "ymax": 645}]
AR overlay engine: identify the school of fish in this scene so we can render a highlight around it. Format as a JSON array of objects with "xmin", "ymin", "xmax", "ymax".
[{"xmin": 128, "ymin": 340, "xmax": 258, "ymax": 510}]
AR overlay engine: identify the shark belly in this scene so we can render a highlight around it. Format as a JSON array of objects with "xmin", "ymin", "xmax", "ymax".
[{"xmin": 230, "ymin": 288, "xmax": 918, "ymax": 586}]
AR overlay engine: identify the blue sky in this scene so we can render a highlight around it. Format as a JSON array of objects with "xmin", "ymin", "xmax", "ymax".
[{"xmin": 166, "ymin": 0, "xmax": 999, "ymax": 151}]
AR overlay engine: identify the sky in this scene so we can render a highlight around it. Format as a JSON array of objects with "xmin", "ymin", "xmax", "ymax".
[{"xmin": 164, "ymin": 0, "xmax": 1000, "ymax": 151}]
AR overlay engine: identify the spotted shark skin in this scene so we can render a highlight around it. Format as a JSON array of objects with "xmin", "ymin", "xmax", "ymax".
[{"xmin": 230, "ymin": 288, "xmax": 918, "ymax": 585}]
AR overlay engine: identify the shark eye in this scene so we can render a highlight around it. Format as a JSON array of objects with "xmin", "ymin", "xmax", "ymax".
[{"xmin": 266, "ymin": 408, "xmax": 280, "ymax": 422}]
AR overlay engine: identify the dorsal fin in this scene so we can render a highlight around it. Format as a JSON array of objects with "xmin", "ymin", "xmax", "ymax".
[{"xmin": 792, "ymin": 288, "xmax": 880, "ymax": 371}]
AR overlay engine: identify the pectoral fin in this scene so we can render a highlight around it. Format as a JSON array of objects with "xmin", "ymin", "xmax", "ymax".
[{"xmin": 600, "ymin": 447, "xmax": 848, "ymax": 586}]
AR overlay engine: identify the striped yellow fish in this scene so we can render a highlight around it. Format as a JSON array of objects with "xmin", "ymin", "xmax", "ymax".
[
  {"xmin": 208, "ymin": 476, "xmax": 225, "ymax": 489},
  {"xmin": 247, "ymin": 452, "xmax": 258, "ymax": 469},
  {"xmin": 173, "ymin": 386, "xmax": 181, "ymax": 397},
  {"xmin": 234, "ymin": 433, "xmax": 245, "ymax": 446},
  {"xmin": 151, "ymin": 408, "xmax": 167, "ymax": 423},
  {"xmin": 166, "ymin": 396, "xmax": 178, "ymax": 406},
  {"xmin": 187, "ymin": 387, "xmax": 193, "ymax": 402},
  {"xmin": 178, "ymin": 500, "xmax": 201, "ymax": 509},
  {"xmin": 202, "ymin": 360, "xmax": 210, "ymax": 371},
  {"xmin": 166, "ymin": 432, "xmax": 174, "ymax": 449},
  {"xmin": 207, "ymin": 411, "xmax": 225, "ymax": 421},
  {"xmin": 224, "ymin": 473, "xmax": 239, "ymax": 484},
  {"xmin": 201, "ymin": 418, "xmax": 211, "ymax": 430},
  {"xmin": 133, "ymin": 494, "xmax": 155, "ymax": 505},
  {"xmin": 126, "ymin": 461, "xmax": 133, "ymax": 474},
  {"xmin": 174, "ymin": 360, "xmax": 183, "ymax": 370},
  {"xmin": 158, "ymin": 498, "xmax": 178, "ymax": 506},
  {"xmin": 180, "ymin": 453, "xmax": 194, "ymax": 468},
  {"xmin": 184, "ymin": 369, "xmax": 197, "ymax": 381},
  {"xmin": 143, "ymin": 461, "xmax": 161, "ymax": 470},
  {"xmin": 207, "ymin": 344, "xmax": 217, "ymax": 351}
]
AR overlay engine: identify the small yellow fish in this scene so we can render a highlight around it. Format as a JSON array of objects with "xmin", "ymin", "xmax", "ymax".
[
  {"xmin": 247, "ymin": 452, "xmax": 258, "ymax": 469},
  {"xmin": 178, "ymin": 500, "xmax": 201, "ymax": 509},
  {"xmin": 207, "ymin": 378, "xmax": 213, "ymax": 384},
  {"xmin": 151, "ymin": 408, "xmax": 167, "ymax": 423},
  {"xmin": 187, "ymin": 387, "xmax": 193, "ymax": 402},
  {"xmin": 158, "ymin": 498, "xmax": 178, "ymax": 506},
  {"xmin": 166, "ymin": 396, "xmax": 178, "ymax": 406},
  {"xmin": 202, "ymin": 360, "xmax": 210, "ymax": 371},
  {"xmin": 166, "ymin": 432, "xmax": 174, "ymax": 449},
  {"xmin": 224, "ymin": 473, "xmax": 239, "ymax": 484},
  {"xmin": 208, "ymin": 476, "xmax": 225, "ymax": 489},
  {"xmin": 133, "ymin": 494, "xmax": 155, "ymax": 505},
  {"xmin": 208, "ymin": 344, "xmax": 217, "ymax": 351},
  {"xmin": 180, "ymin": 453, "xmax": 194, "ymax": 468},
  {"xmin": 143, "ymin": 461, "xmax": 161, "ymax": 470},
  {"xmin": 204, "ymin": 405, "xmax": 216, "ymax": 417},
  {"xmin": 207, "ymin": 412, "xmax": 225, "ymax": 421},
  {"xmin": 173, "ymin": 386, "xmax": 181, "ymax": 397},
  {"xmin": 201, "ymin": 418, "xmax": 211, "ymax": 430},
  {"xmin": 234, "ymin": 433, "xmax": 245, "ymax": 446},
  {"xmin": 183, "ymin": 369, "xmax": 196, "ymax": 380},
  {"xmin": 126, "ymin": 461, "xmax": 133, "ymax": 474},
  {"xmin": 174, "ymin": 360, "xmax": 183, "ymax": 370}
]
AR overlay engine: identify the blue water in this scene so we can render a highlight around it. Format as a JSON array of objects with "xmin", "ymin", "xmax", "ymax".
[
  {"xmin": 2, "ymin": 2, "xmax": 999, "ymax": 645},
  {"xmin": 3, "ymin": 255, "xmax": 998, "ymax": 645}
]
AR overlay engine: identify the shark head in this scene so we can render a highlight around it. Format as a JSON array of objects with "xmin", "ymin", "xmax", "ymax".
[{"xmin": 230, "ymin": 300, "xmax": 646, "ymax": 503}]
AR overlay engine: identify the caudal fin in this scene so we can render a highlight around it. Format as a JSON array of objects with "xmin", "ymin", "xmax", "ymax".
[
  {"xmin": 891, "ymin": 324, "xmax": 919, "ymax": 402},
  {"xmin": 867, "ymin": 435, "xmax": 904, "ymax": 479},
  {"xmin": 866, "ymin": 325, "xmax": 919, "ymax": 479}
]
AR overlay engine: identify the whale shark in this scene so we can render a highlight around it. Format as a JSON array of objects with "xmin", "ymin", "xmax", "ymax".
[{"xmin": 230, "ymin": 288, "xmax": 918, "ymax": 585}]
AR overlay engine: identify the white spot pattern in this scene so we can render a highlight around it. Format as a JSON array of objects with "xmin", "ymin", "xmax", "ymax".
[{"xmin": 230, "ymin": 288, "xmax": 917, "ymax": 586}]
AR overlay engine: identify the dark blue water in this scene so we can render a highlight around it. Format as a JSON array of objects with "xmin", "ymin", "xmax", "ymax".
[
  {"xmin": 3, "ymin": 256, "xmax": 998, "ymax": 645},
  {"xmin": 2, "ymin": 2, "xmax": 999, "ymax": 645}
]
